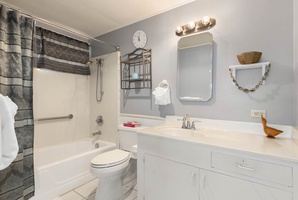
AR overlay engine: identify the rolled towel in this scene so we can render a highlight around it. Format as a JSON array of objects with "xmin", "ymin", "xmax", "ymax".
[{"xmin": 0, "ymin": 94, "xmax": 19, "ymax": 170}]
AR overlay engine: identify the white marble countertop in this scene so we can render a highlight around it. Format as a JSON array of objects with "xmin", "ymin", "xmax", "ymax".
[{"xmin": 138, "ymin": 124, "xmax": 298, "ymax": 163}]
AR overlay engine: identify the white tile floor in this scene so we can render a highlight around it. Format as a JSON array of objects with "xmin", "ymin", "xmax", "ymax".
[{"xmin": 55, "ymin": 179, "xmax": 137, "ymax": 200}]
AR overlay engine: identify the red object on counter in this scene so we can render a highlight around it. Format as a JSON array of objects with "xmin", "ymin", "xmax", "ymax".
[
  {"xmin": 123, "ymin": 123, "xmax": 136, "ymax": 127},
  {"xmin": 123, "ymin": 121, "xmax": 141, "ymax": 128}
]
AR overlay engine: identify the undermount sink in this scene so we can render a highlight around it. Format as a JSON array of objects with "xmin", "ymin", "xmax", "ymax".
[{"xmin": 157, "ymin": 127, "xmax": 201, "ymax": 138}]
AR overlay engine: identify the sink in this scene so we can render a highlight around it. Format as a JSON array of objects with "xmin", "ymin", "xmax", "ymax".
[
  {"xmin": 141, "ymin": 125, "xmax": 244, "ymax": 142},
  {"xmin": 157, "ymin": 127, "xmax": 201, "ymax": 138}
]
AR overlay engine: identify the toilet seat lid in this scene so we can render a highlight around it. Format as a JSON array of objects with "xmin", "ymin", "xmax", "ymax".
[{"xmin": 91, "ymin": 149, "xmax": 130, "ymax": 168}]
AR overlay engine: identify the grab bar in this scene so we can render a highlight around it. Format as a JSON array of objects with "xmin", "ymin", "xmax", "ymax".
[{"xmin": 37, "ymin": 114, "xmax": 73, "ymax": 122}]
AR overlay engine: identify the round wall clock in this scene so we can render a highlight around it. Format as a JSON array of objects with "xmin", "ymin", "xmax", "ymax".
[{"xmin": 133, "ymin": 30, "xmax": 147, "ymax": 48}]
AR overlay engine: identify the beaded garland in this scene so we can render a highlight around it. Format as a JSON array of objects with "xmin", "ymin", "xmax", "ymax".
[{"xmin": 228, "ymin": 64, "xmax": 270, "ymax": 93}]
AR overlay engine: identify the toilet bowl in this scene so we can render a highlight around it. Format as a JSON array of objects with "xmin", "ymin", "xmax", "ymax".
[{"xmin": 90, "ymin": 128, "xmax": 138, "ymax": 200}]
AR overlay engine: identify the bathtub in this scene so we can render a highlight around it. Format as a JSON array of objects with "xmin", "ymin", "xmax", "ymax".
[{"xmin": 31, "ymin": 138, "xmax": 116, "ymax": 200}]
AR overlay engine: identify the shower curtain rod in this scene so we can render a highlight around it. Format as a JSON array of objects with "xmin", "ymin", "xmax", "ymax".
[{"xmin": 0, "ymin": 1, "xmax": 120, "ymax": 50}]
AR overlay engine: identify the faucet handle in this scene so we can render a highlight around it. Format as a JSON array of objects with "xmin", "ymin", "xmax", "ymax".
[
  {"xmin": 191, "ymin": 121, "xmax": 201, "ymax": 130},
  {"xmin": 183, "ymin": 114, "xmax": 189, "ymax": 120}
]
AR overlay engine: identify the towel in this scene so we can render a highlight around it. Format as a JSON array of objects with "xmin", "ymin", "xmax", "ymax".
[
  {"xmin": 152, "ymin": 80, "xmax": 171, "ymax": 105},
  {"xmin": 0, "ymin": 94, "xmax": 19, "ymax": 170}
]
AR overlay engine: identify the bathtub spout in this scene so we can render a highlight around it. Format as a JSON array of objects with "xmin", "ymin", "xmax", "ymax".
[
  {"xmin": 92, "ymin": 130, "xmax": 102, "ymax": 136},
  {"xmin": 92, "ymin": 131, "xmax": 102, "ymax": 145}
]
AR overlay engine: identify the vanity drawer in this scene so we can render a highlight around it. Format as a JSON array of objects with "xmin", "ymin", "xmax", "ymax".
[{"xmin": 211, "ymin": 152, "xmax": 293, "ymax": 187}]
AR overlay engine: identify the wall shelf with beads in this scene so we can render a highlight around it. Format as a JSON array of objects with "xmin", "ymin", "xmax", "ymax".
[{"xmin": 228, "ymin": 62, "xmax": 271, "ymax": 93}]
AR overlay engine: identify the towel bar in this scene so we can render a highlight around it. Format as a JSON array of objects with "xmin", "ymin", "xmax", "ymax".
[{"xmin": 37, "ymin": 114, "xmax": 73, "ymax": 122}]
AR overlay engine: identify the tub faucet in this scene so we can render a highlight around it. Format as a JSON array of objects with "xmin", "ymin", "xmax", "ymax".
[
  {"xmin": 92, "ymin": 130, "xmax": 101, "ymax": 144},
  {"xmin": 182, "ymin": 114, "xmax": 191, "ymax": 129},
  {"xmin": 92, "ymin": 130, "xmax": 102, "ymax": 136}
]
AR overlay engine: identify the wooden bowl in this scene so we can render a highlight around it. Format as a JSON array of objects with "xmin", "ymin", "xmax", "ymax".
[{"xmin": 237, "ymin": 51, "xmax": 262, "ymax": 64}]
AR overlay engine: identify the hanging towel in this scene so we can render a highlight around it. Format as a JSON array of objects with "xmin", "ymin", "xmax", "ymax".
[
  {"xmin": 0, "ymin": 94, "xmax": 19, "ymax": 170},
  {"xmin": 152, "ymin": 80, "xmax": 171, "ymax": 105}
]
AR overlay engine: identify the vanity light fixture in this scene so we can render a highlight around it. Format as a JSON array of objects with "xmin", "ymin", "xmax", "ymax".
[
  {"xmin": 187, "ymin": 21, "xmax": 196, "ymax": 30},
  {"xmin": 202, "ymin": 16, "xmax": 211, "ymax": 26},
  {"xmin": 176, "ymin": 16, "xmax": 216, "ymax": 36},
  {"xmin": 176, "ymin": 26, "xmax": 183, "ymax": 34}
]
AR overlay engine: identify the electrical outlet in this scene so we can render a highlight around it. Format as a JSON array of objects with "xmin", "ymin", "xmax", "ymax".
[{"xmin": 251, "ymin": 110, "xmax": 266, "ymax": 118}]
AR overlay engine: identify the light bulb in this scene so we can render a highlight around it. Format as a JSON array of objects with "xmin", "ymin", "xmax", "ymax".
[
  {"xmin": 187, "ymin": 21, "xmax": 195, "ymax": 30},
  {"xmin": 202, "ymin": 16, "xmax": 210, "ymax": 26},
  {"xmin": 176, "ymin": 26, "xmax": 183, "ymax": 34}
]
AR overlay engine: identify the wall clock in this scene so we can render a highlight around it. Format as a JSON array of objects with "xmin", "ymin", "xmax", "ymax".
[{"xmin": 133, "ymin": 30, "xmax": 147, "ymax": 48}]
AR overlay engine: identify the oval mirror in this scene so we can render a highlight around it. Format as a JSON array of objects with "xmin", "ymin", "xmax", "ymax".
[{"xmin": 177, "ymin": 32, "xmax": 213, "ymax": 101}]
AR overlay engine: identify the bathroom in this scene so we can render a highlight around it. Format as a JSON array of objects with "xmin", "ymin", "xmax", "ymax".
[{"xmin": 0, "ymin": 0, "xmax": 298, "ymax": 200}]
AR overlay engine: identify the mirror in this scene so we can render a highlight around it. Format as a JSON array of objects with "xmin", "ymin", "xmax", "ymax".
[{"xmin": 177, "ymin": 32, "xmax": 213, "ymax": 101}]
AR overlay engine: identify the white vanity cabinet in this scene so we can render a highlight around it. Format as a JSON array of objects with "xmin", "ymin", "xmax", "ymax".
[
  {"xmin": 200, "ymin": 169, "xmax": 292, "ymax": 200},
  {"xmin": 143, "ymin": 154, "xmax": 199, "ymax": 200},
  {"xmin": 137, "ymin": 133, "xmax": 297, "ymax": 200}
]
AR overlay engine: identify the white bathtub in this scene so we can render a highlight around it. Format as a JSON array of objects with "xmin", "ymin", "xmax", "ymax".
[{"xmin": 31, "ymin": 138, "xmax": 116, "ymax": 200}]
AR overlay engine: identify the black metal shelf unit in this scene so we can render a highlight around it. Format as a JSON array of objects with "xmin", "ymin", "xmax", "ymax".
[{"xmin": 121, "ymin": 48, "xmax": 152, "ymax": 90}]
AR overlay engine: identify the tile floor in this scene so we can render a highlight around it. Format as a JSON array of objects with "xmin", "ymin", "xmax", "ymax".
[{"xmin": 54, "ymin": 179, "xmax": 137, "ymax": 200}]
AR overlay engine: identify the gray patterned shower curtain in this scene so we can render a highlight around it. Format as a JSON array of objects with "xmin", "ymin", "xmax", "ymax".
[{"xmin": 0, "ymin": 5, "xmax": 35, "ymax": 200}]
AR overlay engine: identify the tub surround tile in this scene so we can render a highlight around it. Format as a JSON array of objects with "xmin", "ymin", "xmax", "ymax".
[{"xmin": 34, "ymin": 68, "xmax": 90, "ymax": 148}]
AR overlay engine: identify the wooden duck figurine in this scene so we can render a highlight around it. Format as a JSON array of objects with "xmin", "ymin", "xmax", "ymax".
[{"xmin": 261, "ymin": 115, "xmax": 283, "ymax": 138}]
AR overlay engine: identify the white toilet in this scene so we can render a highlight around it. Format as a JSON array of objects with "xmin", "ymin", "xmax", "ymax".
[{"xmin": 89, "ymin": 128, "xmax": 138, "ymax": 200}]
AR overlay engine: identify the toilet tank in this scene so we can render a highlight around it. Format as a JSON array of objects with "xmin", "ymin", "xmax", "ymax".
[{"xmin": 118, "ymin": 126, "xmax": 141, "ymax": 151}]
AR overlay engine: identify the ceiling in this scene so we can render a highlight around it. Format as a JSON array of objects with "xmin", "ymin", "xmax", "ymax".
[{"xmin": 0, "ymin": 0, "xmax": 194, "ymax": 37}]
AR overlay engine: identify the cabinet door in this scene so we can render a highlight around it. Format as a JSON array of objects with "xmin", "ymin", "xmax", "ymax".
[
  {"xmin": 200, "ymin": 169, "xmax": 292, "ymax": 200},
  {"xmin": 144, "ymin": 154, "xmax": 199, "ymax": 200}
]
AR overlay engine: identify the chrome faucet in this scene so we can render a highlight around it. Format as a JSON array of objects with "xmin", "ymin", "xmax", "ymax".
[
  {"xmin": 92, "ymin": 130, "xmax": 101, "ymax": 144},
  {"xmin": 181, "ymin": 114, "xmax": 200, "ymax": 130},
  {"xmin": 92, "ymin": 130, "xmax": 102, "ymax": 136},
  {"xmin": 182, "ymin": 114, "xmax": 191, "ymax": 129}
]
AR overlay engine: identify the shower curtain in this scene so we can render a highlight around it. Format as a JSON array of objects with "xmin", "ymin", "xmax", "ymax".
[{"xmin": 0, "ymin": 5, "xmax": 35, "ymax": 200}]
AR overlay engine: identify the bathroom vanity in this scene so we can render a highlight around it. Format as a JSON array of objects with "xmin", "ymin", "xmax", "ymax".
[{"xmin": 137, "ymin": 117, "xmax": 298, "ymax": 200}]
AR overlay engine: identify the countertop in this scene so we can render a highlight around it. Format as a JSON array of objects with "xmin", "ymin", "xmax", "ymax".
[{"xmin": 138, "ymin": 124, "xmax": 298, "ymax": 163}]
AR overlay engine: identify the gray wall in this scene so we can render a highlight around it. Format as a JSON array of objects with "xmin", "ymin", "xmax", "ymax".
[{"xmin": 92, "ymin": 0, "xmax": 295, "ymax": 125}]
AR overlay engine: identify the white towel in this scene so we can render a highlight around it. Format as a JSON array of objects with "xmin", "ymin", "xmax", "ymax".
[
  {"xmin": 0, "ymin": 94, "xmax": 19, "ymax": 170},
  {"xmin": 152, "ymin": 80, "xmax": 171, "ymax": 105}
]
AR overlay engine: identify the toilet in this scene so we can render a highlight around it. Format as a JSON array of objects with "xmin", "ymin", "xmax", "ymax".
[{"xmin": 89, "ymin": 127, "xmax": 138, "ymax": 200}]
